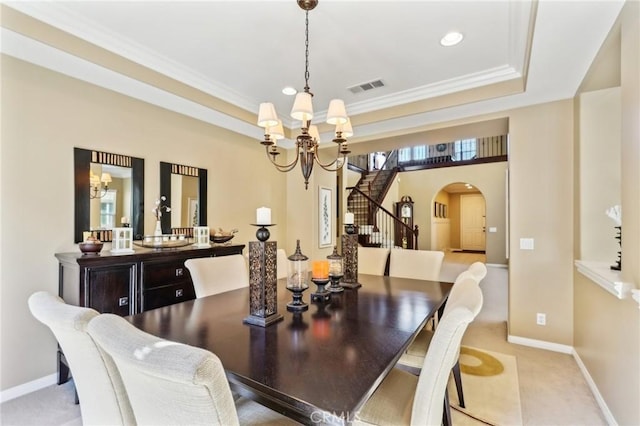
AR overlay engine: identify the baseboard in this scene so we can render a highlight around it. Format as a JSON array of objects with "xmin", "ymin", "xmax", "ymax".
[
  {"xmin": 572, "ymin": 350, "xmax": 618, "ymax": 425},
  {"xmin": 507, "ymin": 334, "xmax": 573, "ymax": 354},
  {"xmin": 0, "ymin": 373, "xmax": 57, "ymax": 403},
  {"xmin": 486, "ymin": 263, "xmax": 508, "ymax": 269}
]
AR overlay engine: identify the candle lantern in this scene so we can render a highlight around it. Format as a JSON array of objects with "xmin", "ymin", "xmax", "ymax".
[
  {"xmin": 243, "ymin": 223, "xmax": 283, "ymax": 327},
  {"xmin": 286, "ymin": 240, "xmax": 309, "ymax": 312},
  {"xmin": 310, "ymin": 259, "xmax": 331, "ymax": 303},
  {"xmin": 327, "ymin": 246, "xmax": 344, "ymax": 293}
]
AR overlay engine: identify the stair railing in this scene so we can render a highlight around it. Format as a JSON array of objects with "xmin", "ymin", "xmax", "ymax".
[
  {"xmin": 346, "ymin": 186, "xmax": 418, "ymax": 249},
  {"xmin": 367, "ymin": 150, "xmax": 398, "ymax": 200}
]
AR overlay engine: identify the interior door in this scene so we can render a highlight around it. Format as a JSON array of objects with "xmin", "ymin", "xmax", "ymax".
[{"xmin": 461, "ymin": 194, "xmax": 486, "ymax": 251}]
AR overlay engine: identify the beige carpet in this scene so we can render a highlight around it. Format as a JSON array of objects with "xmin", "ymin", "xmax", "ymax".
[{"xmin": 449, "ymin": 346, "xmax": 523, "ymax": 426}]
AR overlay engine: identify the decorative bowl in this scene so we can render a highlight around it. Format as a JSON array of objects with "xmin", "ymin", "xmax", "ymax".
[
  {"xmin": 79, "ymin": 241, "xmax": 104, "ymax": 255},
  {"xmin": 211, "ymin": 234, "xmax": 234, "ymax": 244}
]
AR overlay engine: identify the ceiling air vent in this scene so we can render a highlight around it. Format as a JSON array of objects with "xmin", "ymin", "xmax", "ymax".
[{"xmin": 348, "ymin": 79, "xmax": 385, "ymax": 94}]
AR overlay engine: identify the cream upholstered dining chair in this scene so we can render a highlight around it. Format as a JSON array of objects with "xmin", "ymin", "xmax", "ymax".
[
  {"xmin": 388, "ymin": 249, "xmax": 445, "ymax": 281},
  {"xmin": 87, "ymin": 313, "xmax": 298, "ymax": 426},
  {"xmin": 354, "ymin": 282, "xmax": 483, "ymax": 426},
  {"xmin": 27, "ymin": 291, "xmax": 135, "ymax": 426},
  {"xmin": 357, "ymin": 246, "xmax": 390, "ymax": 276},
  {"xmin": 398, "ymin": 265, "xmax": 487, "ymax": 410},
  {"xmin": 185, "ymin": 254, "xmax": 249, "ymax": 298},
  {"xmin": 467, "ymin": 261, "xmax": 488, "ymax": 282}
]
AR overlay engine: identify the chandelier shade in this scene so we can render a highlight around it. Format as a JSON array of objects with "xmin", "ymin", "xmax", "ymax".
[
  {"xmin": 257, "ymin": 0, "xmax": 351, "ymax": 190},
  {"xmin": 291, "ymin": 92, "xmax": 314, "ymax": 122},
  {"xmin": 326, "ymin": 99, "xmax": 348, "ymax": 125},
  {"xmin": 268, "ymin": 120, "xmax": 285, "ymax": 141},
  {"xmin": 336, "ymin": 118, "xmax": 353, "ymax": 138},
  {"xmin": 258, "ymin": 103, "xmax": 279, "ymax": 128}
]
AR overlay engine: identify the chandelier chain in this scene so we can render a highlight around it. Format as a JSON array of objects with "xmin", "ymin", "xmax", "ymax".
[{"xmin": 304, "ymin": 10, "xmax": 310, "ymax": 92}]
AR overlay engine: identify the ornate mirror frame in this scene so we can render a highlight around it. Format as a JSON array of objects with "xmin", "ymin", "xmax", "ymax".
[
  {"xmin": 159, "ymin": 161, "xmax": 207, "ymax": 234},
  {"xmin": 74, "ymin": 147, "xmax": 145, "ymax": 243}
]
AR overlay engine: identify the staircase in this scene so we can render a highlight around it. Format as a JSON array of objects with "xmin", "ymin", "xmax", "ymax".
[
  {"xmin": 349, "ymin": 168, "xmax": 396, "ymax": 226},
  {"xmin": 347, "ymin": 150, "xmax": 418, "ymax": 249}
]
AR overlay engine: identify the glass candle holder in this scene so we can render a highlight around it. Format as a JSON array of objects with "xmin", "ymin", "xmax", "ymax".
[
  {"xmin": 287, "ymin": 240, "xmax": 309, "ymax": 289},
  {"xmin": 327, "ymin": 246, "xmax": 344, "ymax": 293},
  {"xmin": 287, "ymin": 240, "xmax": 310, "ymax": 311}
]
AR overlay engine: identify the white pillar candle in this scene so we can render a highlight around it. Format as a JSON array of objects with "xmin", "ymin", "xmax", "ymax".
[
  {"xmin": 256, "ymin": 207, "xmax": 271, "ymax": 225},
  {"xmin": 344, "ymin": 212, "xmax": 354, "ymax": 225}
]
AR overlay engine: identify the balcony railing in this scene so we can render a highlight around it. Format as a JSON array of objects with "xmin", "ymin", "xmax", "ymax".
[{"xmin": 348, "ymin": 135, "xmax": 508, "ymax": 173}]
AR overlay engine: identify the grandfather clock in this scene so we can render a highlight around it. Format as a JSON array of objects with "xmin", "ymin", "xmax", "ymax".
[{"xmin": 395, "ymin": 195, "xmax": 414, "ymax": 249}]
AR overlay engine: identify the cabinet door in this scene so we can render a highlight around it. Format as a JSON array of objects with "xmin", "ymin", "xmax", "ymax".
[{"xmin": 83, "ymin": 264, "xmax": 136, "ymax": 315}]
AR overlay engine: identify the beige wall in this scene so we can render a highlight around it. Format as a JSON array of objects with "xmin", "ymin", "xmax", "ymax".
[
  {"xmin": 0, "ymin": 55, "xmax": 288, "ymax": 390},
  {"xmin": 578, "ymin": 87, "xmax": 621, "ymax": 262},
  {"xmin": 574, "ymin": 2, "xmax": 640, "ymax": 424},
  {"xmin": 508, "ymin": 100, "xmax": 575, "ymax": 344},
  {"xmin": 398, "ymin": 161, "xmax": 507, "ymax": 265}
]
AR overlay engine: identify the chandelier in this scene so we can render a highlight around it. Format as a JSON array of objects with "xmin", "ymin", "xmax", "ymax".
[
  {"xmin": 89, "ymin": 171, "xmax": 112, "ymax": 199},
  {"xmin": 257, "ymin": 0, "xmax": 352, "ymax": 190}
]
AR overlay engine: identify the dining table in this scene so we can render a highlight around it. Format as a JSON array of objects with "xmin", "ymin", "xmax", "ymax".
[{"xmin": 127, "ymin": 274, "xmax": 452, "ymax": 425}]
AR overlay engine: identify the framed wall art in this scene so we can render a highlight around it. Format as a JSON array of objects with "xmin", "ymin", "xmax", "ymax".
[{"xmin": 318, "ymin": 186, "xmax": 332, "ymax": 248}]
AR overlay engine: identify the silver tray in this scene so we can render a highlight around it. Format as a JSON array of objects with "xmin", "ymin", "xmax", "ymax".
[{"xmin": 134, "ymin": 235, "xmax": 192, "ymax": 249}]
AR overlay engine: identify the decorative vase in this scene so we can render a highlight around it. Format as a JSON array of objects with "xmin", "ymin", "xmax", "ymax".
[{"xmin": 154, "ymin": 220, "xmax": 162, "ymax": 236}]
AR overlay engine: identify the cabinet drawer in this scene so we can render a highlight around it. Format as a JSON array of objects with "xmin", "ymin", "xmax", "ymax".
[
  {"xmin": 142, "ymin": 259, "xmax": 191, "ymax": 290},
  {"xmin": 143, "ymin": 283, "xmax": 195, "ymax": 311}
]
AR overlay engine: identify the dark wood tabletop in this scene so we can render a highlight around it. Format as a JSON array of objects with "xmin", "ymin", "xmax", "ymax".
[{"xmin": 127, "ymin": 274, "xmax": 452, "ymax": 424}]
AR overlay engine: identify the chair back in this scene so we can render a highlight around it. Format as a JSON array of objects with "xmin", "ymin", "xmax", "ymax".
[
  {"xmin": 467, "ymin": 261, "xmax": 488, "ymax": 282},
  {"xmin": 411, "ymin": 284, "xmax": 483, "ymax": 425},
  {"xmin": 27, "ymin": 292, "xmax": 135, "ymax": 426},
  {"xmin": 389, "ymin": 249, "xmax": 444, "ymax": 281},
  {"xmin": 185, "ymin": 254, "xmax": 249, "ymax": 298},
  {"xmin": 357, "ymin": 247, "xmax": 390, "ymax": 276},
  {"xmin": 88, "ymin": 313, "xmax": 240, "ymax": 426},
  {"xmin": 277, "ymin": 248, "xmax": 288, "ymax": 280},
  {"xmin": 443, "ymin": 275, "xmax": 483, "ymax": 318}
]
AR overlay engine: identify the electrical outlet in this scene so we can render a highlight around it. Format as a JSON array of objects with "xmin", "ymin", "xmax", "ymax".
[{"xmin": 536, "ymin": 313, "xmax": 546, "ymax": 326}]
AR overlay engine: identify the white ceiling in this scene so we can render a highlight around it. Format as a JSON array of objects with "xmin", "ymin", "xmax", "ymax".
[{"xmin": 1, "ymin": 0, "xmax": 625, "ymax": 146}]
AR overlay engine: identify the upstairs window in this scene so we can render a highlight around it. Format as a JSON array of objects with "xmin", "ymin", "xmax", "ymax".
[
  {"xmin": 398, "ymin": 147, "xmax": 411, "ymax": 162},
  {"xmin": 398, "ymin": 146, "xmax": 428, "ymax": 163},
  {"xmin": 454, "ymin": 139, "xmax": 477, "ymax": 161}
]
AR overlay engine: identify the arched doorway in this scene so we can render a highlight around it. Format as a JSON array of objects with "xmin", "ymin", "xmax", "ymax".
[{"xmin": 431, "ymin": 182, "xmax": 486, "ymax": 254}]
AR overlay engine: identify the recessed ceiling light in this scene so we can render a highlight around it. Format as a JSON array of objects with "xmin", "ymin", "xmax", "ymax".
[
  {"xmin": 282, "ymin": 87, "xmax": 297, "ymax": 96},
  {"xmin": 440, "ymin": 31, "xmax": 464, "ymax": 47}
]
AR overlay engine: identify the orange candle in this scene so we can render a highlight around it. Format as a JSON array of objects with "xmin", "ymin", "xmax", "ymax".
[{"xmin": 311, "ymin": 260, "xmax": 329, "ymax": 279}]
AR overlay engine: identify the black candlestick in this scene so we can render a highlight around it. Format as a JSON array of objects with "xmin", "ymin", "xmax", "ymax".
[
  {"xmin": 310, "ymin": 277, "xmax": 331, "ymax": 303},
  {"xmin": 328, "ymin": 273, "xmax": 344, "ymax": 293},
  {"xmin": 251, "ymin": 223, "xmax": 275, "ymax": 242},
  {"xmin": 286, "ymin": 284, "xmax": 309, "ymax": 312}
]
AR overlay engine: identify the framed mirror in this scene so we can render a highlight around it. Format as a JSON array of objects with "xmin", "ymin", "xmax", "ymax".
[
  {"xmin": 159, "ymin": 162, "xmax": 207, "ymax": 234},
  {"xmin": 74, "ymin": 147, "xmax": 144, "ymax": 243}
]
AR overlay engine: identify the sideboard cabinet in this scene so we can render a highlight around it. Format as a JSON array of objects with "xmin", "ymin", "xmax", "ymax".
[
  {"xmin": 54, "ymin": 244, "xmax": 244, "ymax": 385},
  {"xmin": 55, "ymin": 244, "xmax": 245, "ymax": 315}
]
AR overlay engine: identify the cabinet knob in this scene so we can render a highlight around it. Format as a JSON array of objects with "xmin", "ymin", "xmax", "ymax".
[
  {"xmin": 118, "ymin": 297, "xmax": 129, "ymax": 307},
  {"xmin": 176, "ymin": 268, "xmax": 184, "ymax": 277},
  {"xmin": 175, "ymin": 289, "xmax": 184, "ymax": 298}
]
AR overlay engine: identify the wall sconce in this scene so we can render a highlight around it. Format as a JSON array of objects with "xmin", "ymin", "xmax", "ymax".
[{"xmin": 89, "ymin": 171, "xmax": 112, "ymax": 199}]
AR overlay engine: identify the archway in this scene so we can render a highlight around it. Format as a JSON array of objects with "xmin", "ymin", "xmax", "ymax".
[{"xmin": 431, "ymin": 181, "xmax": 487, "ymax": 256}]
